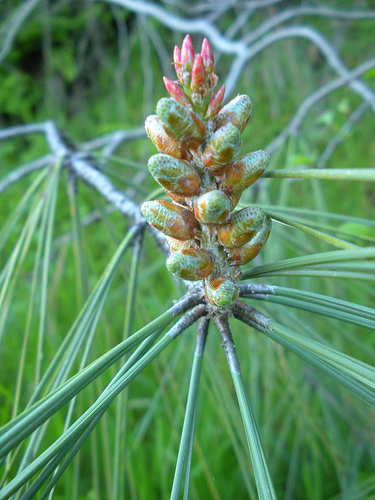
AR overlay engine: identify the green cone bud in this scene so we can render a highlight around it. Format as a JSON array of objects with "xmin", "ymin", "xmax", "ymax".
[
  {"xmin": 194, "ymin": 190, "xmax": 231, "ymax": 224},
  {"xmin": 205, "ymin": 276, "xmax": 239, "ymax": 308},
  {"xmin": 202, "ymin": 124, "xmax": 241, "ymax": 173},
  {"xmin": 156, "ymin": 98, "xmax": 205, "ymax": 148},
  {"xmin": 221, "ymin": 150, "xmax": 269, "ymax": 195},
  {"xmin": 217, "ymin": 94, "xmax": 252, "ymax": 133},
  {"xmin": 148, "ymin": 154, "xmax": 201, "ymax": 197},
  {"xmin": 141, "ymin": 200, "xmax": 199, "ymax": 240},
  {"xmin": 217, "ymin": 206, "xmax": 267, "ymax": 248},
  {"xmin": 167, "ymin": 248, "xmax": 213, "ymax": 281},
  {"xmin": 228, "ymin": 216, "xmax": 272, "ymax": 265},
  {"xmin": 145, "ymin": 115, "xmax": 189, "ymax": 160}
]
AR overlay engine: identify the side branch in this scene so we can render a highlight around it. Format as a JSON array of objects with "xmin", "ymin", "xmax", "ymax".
[
  {"xmin": 232, "ymin": 300, "xmax": 273, "ymax": 334},
  {"xmin": 214, "ymin": 315, "xmax": 240, "ymax": 375},
  {"xmin": 213, "ymin": 312, "xmax": 278, "ymax": 499}
]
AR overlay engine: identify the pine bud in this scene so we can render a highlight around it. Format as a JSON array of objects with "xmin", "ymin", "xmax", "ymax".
[
  {"xmin": 228, "ymin": 216, "xmax": 272, "ymax": 265},
  {"xmin": 163, "ymin": 77, "xmax": 191, "ymax": 108},
  {"xmin": 201, "ymin": 38, "xmax": 214, "ymax": 73},
  {"xmin": 180, "ymin": 34, "xmax": 195, "ymax": 69},
  {"xmin": 220, "ymin": 150, "xmax": 269, "ymax": 195},
  {"xmin": 217, "ymin": 206, "xmax": 267, "ymax": 248},
  {"xmin": 148, "ymin": 154, "xmax": 201, "ymax": 197},
  {"xmin": 173, "ymin": 45, "xmax": 185, "ymax": 83},
  {"xmin": 141, "ymin": 200, "xmax": 199, "ymax": 240},
  {"xmin": 145, "ymin": 115, "xmax": 189, "ymax": 160},
  {"xmin": 205, "ymin": 276, "xmax": 239, "ymax": 308},
  {"xmin": 191, "ymin": 54, "xmax": 206, "ymax": 91},
  {"xmin": 202, "ymin": 124, "xmax": 241, "ymax": 173},
  {"xmin": 194, "ymin": 190, "xmax": 231, "ymax": 224},
  {"xmin": 156, "ymin": 98, "xmax": 206, "ymax": 148},
  {"xmin": 166, "ymin": 248, "xmax": 213, "ymax": 281},
  {"xmin": 217, "ymin": 95, "xmax": 252, "ymax": 133},
  {"xmin": 205, "ymin": 85, "xmax": 225, "ymax": 120}
]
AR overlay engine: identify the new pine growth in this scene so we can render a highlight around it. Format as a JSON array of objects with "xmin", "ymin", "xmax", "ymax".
[{"xmin": 141, "ymin": 35, "xmax": 271, "ymax": 309}]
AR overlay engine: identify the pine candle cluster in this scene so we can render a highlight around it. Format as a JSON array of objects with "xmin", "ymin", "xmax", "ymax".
[{"xmin": 141, "ymin": 35, "xmax": 272, "ymax": 309}]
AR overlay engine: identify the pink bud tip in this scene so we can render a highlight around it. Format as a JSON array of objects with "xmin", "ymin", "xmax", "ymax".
[
  {"xmin": 191, "ymin": 54, "xmax": 206, "ymax": 90},
  {"xmin": 181, "ymin": 34, "xmax": 195, "ymax": 68},
  {"xmin": 201, "ymin": 38, "xmax": 214, "ymax": 73},
  {"xmin": 163, "ymin": 77, "xmax": 190, "ymax": 107},
  {"xmin": 173, "ymin": 45, "xmax": 181, "ymax": 64},
  {"xmin": 205, "ymin": 85, "xmax": 225, "ymax": 119}
]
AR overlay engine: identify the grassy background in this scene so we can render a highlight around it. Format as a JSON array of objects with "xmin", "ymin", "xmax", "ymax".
[{"xmin": 1, "ymin": 1, "xmax": 375, "ymax": 499}]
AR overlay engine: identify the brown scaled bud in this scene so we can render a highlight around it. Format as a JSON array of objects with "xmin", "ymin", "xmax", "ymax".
[
  {"xmin": 205, "ymin": 276, "xmax": 239, "ymax": 308},
  {"xmin": 156, "ymin": 98, "xmax": 206, "ymax": 148},
  {"xmin": 216, "ymin": 94, "xmax": 252, "ymax": 133},
  {"xmin": 145, "ymin": 115, "xmax": 189, "ymax": 160},
  {"xmin": 228, "ymin": 215, "xmax": 272, "ymax": 265},
  {"xmin": 148, "ymin": 154, "xmax": 200, "ymax": 197},
  {"xmin": 165, "ymin": 191, "xmax": 188, "ymax": 205},
  {"xmin": 229, "ymin": 192, "xmax": 241, "ymax": 210},
  {"xmin": 141, "ymin": 200, "xmax": 199, "ymax": 241},
  {"xmin": 217, "ymin": 206, "xmax": 267, "ymax": 248},
  {"xmin": 220, "ymin": 150, "xmax": 269, "ymax": 195},
  {"xmin": 202, "ymin": 124, "xmax": 241, "ymax": 173},
  {"xmin": 194, "ymin": 190, "xmax": 231, "ymax": 224},
  {"xmin": 167, "ymin": 248, "xmax": 213, "ymax": 281}
]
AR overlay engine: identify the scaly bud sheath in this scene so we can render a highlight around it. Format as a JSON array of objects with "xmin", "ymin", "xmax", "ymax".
[
  {"xmin": 167, "ymin": 248, "xmax": 213, "ymax": 281},
  {"xmin": 229, "ymin": 192, "xmax": 241, "ymax": 210},
  {"xmin": 201, "ymin": 38, "xmax": 214, "ymax": 73},
  {"xmin": 141, "ymin": 200, "xmax": 199, "ymax": 240},
  {"xmin": 145, "ymin": 115, "xmax": 189, "ymax": 160},
  {"xmin": 180, "ymin": 34, "xmax": 195, "ymax": 69},
  {"xmin": 163, "ymin": 77, "xmax": 191, "ymax": 108},
  {"xmin": 205, "ymin": 276, "xmax": 239, "ymax": 308},
  {"xmin": 156, "ymin": 98, "xmax": 206, "ymax": 148},
  {"xmin": 220, "ymin": 150, "xmax": 269, "ymax": 195},
  {"xmin": 228, "ymin": 216, "xmax": 272, "ymax": 265},
  {"xmin": 217, "ymin": 206, "xmax": 267, "ymax": 248},
  {"xmin": 194, "ymin": 190, "xmax": 231, "ymax": 224},
  {"xmin": 165, "ymin": 236, "xmax": 195, "ymax": 252},
  {"xmin": 205, "ymin": 85, "xmax": 225, "ymax": 120},
  {"xmin": 148, "ymin": 154, "xmax": 201, "ymax": 197},
  {"xmin": 217, "ymin": 94, "xmax": 252, "ymax": 133},
  {"xmin": 202, "ymin": 123, "xmax": 241, "ymax": 173},
  {"xmin": 191, "ymin": 54, "xmax": 206, "ymax": 91},
  {"xmin": 165, "ymin": 190, "xmax": 188, "ymax": 205}
]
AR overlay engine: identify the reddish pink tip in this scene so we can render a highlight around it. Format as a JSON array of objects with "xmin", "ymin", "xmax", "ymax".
[
  {"xmin": 191, "ymin": 54, "xmax": 206, "ymax": 90},
  {"xmin": 163, "ymin": 76, "xmax": 190, "ymax": 107},
  {"xmin": 201, "ymin": 38, "xmax": 214, "ymax": 73},
  {"xmin": 205, "ymin": 85, "xmax": 225, "ymax": 119},
  {"xmin": 173, "ymin": 45, "xmax": 181, "ymax": 64},
  {"xmin": 173, "ymin": 46, "xmax": 183, "ymax": 80},
  {"xmin": 180, "ymin": 34, "xmax": 195, "ymax": 68}
]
